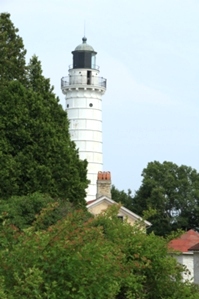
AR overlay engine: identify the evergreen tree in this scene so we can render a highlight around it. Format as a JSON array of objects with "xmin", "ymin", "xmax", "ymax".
[
  {"xmin": 26, "ymin": 55, "xmax": 54, "ymax": 95},
  {"xmin": 0, "ymin": 14, "xmax": 88, "ymax": 206},
  {"xmin": 0, "ymin": 78, "xmax": 88, "ymax": 205},
  {"xmin": 0, "ymin": 13, "xmax": 26, "ymax": 84}
]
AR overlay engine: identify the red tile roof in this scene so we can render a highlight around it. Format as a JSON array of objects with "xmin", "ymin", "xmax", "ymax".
[
  {"xmin": 188, "ymin": 242, "xmax": 199, "ymax": 251},
  {"xmin": 86, "ymin": 199, "xmax": 96, "ymax": 205},
  {"xmin": 168, "ymin": 230, "xmax": 199, "ymax": 252}
]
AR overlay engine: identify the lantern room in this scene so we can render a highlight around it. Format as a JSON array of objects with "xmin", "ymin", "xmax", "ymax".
[{"xmin": 72, "ymin": 37, "xmax": 97, "ymax": 69}]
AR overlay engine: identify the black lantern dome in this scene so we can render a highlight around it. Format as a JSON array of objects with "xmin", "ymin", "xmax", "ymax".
[{"xmin": 72, "ymin": 37, "xmax": 97, "ymax": 69}]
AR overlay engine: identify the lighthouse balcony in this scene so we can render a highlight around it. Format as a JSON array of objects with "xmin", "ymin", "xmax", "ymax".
[
  {"xmin": 68, "ymin": 64, "xmax": 100, "ymax": 71},
  {"xmin": 61, "ymin": 75, "xmax": 107, "ymax": 91}
]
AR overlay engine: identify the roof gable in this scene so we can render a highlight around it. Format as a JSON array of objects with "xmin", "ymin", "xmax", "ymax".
[
  {"xmin": 87, "ymin": 196, "xmax": 151, "ymax": 227},
  {"xmin": 189, "ymin": 242, "xmax": 199, "ymax": 251}
]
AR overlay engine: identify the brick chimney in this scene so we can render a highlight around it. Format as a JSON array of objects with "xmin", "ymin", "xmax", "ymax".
[{"xmin": 96, "ymin": 171, "xmax": 111, "ymax": 199}]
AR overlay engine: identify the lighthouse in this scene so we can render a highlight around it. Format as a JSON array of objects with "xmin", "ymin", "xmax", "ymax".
[{"xmin": 61, "ymin": 37, "xmax": 107, "ymax": 202}]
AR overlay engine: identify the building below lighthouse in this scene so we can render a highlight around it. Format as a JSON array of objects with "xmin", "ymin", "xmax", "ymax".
[{"xmin": 61, "ymin": 37, "xmax": 107, "ymax": 202}]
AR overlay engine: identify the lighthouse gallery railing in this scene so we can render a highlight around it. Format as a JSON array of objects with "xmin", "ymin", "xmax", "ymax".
[{"xmin": 61, "ymin": 76, "xmax": 107, "ymax": 89}]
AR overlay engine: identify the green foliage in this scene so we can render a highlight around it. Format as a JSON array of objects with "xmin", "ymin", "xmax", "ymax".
[
  {"xmin": 0, "ymin": 205, "xmax": 198, "ymax": 299},
  {"xmin": 0, "ymin": 193, "xmax": 75, "ymax": 230},
  {"xmin": 111, "ymin": 185, "xmax": 133, "ymax": 211},
  {"xmin": 132, "ymin": 161, "xmax": 199, "ymax": 236},
  {"xmin": 27, "ymin": 55, "xmax": 53, "ymax": 95},
  {"xmin": 0, "ymin": 13, "xmax": 88, "ymax": 205},
  {"xmin": 0, "ymin": 13, "xmax": 26, "ymax": 84},
  {"xmin": 0, "ymin": 80, "xmax": 88, "ymax": 204}
]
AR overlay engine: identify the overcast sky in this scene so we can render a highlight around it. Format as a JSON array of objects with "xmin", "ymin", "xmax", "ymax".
[{"xmin": 2, "ymin": 0, "xmax": 199, "ymax": 193}]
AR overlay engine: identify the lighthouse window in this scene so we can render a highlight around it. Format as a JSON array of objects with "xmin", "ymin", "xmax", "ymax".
[
  {"xmin": 67, "ymin": 104, "xmax": 69, "ymax": 108},
  {"xmin": 87, "ymin": 71, "xmax": 91, "ymax": 85},
  {"xmin": 89, "ymin": 103, "xmax": 93, "ymax": 107}
]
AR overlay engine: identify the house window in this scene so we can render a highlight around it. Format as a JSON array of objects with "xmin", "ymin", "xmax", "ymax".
[{"xmin": 117, "ymin": 215, "xmax": 123, "ymax": 222}]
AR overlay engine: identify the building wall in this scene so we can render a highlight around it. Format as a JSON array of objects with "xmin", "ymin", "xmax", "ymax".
[
  {"xmin": 88, "ymin": 201, "xmax": 136, "ymax": 226},
  {"xmin": 175, "ymin": 253, "xmax": 194, "ymax": 281},
  {"xmin": 193, "ymin": 252, "xmax": 199, "ymax": 284},
  {"xmin": 88, "ymin": 201, "xmax": 111, "ymax": 215}
]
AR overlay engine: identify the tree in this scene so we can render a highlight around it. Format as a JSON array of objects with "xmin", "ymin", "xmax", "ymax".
[
  {"xmin": 0, "ymin": 13, "xmax": 27, "ymax": 84},
  {"xmin": 0, "ymin": 14, "xmax": 88, "ymax": 205},
  {"xmin": 0, "ymin": 78, "xmax": 88, "ymax": 205},
  {"xmin": 111, "ymin": 185, "xmax": 133, "ymax": 211},
  {"xmin": 0, "ymin": 205, "xmax": 198, "ymax": 298},
  {"xmin": 0, "ymin": 193, "xmax": 75, "ymax": 230},
  {"xmin": 132, "ymin": 161, "xmax": 199, "ymax": 236},
  {"xmin": 26, "ymin": 55, "xmax": 54, "ymax": 95}
]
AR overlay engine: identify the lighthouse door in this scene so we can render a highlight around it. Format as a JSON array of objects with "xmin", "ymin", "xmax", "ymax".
[{"xmin": 87, "ymin": 71, "xmax": 91, "ymax": 85}]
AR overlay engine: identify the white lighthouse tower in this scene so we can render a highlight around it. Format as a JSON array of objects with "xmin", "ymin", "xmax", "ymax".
[{"xmin": 61, "ymin": 37, "xmax": 107, "ymax": 202}]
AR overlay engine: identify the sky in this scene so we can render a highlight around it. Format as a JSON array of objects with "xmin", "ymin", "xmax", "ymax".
[{"xmin": 1, "ymin": 0, "xmax": 199, "ymax": 194}]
